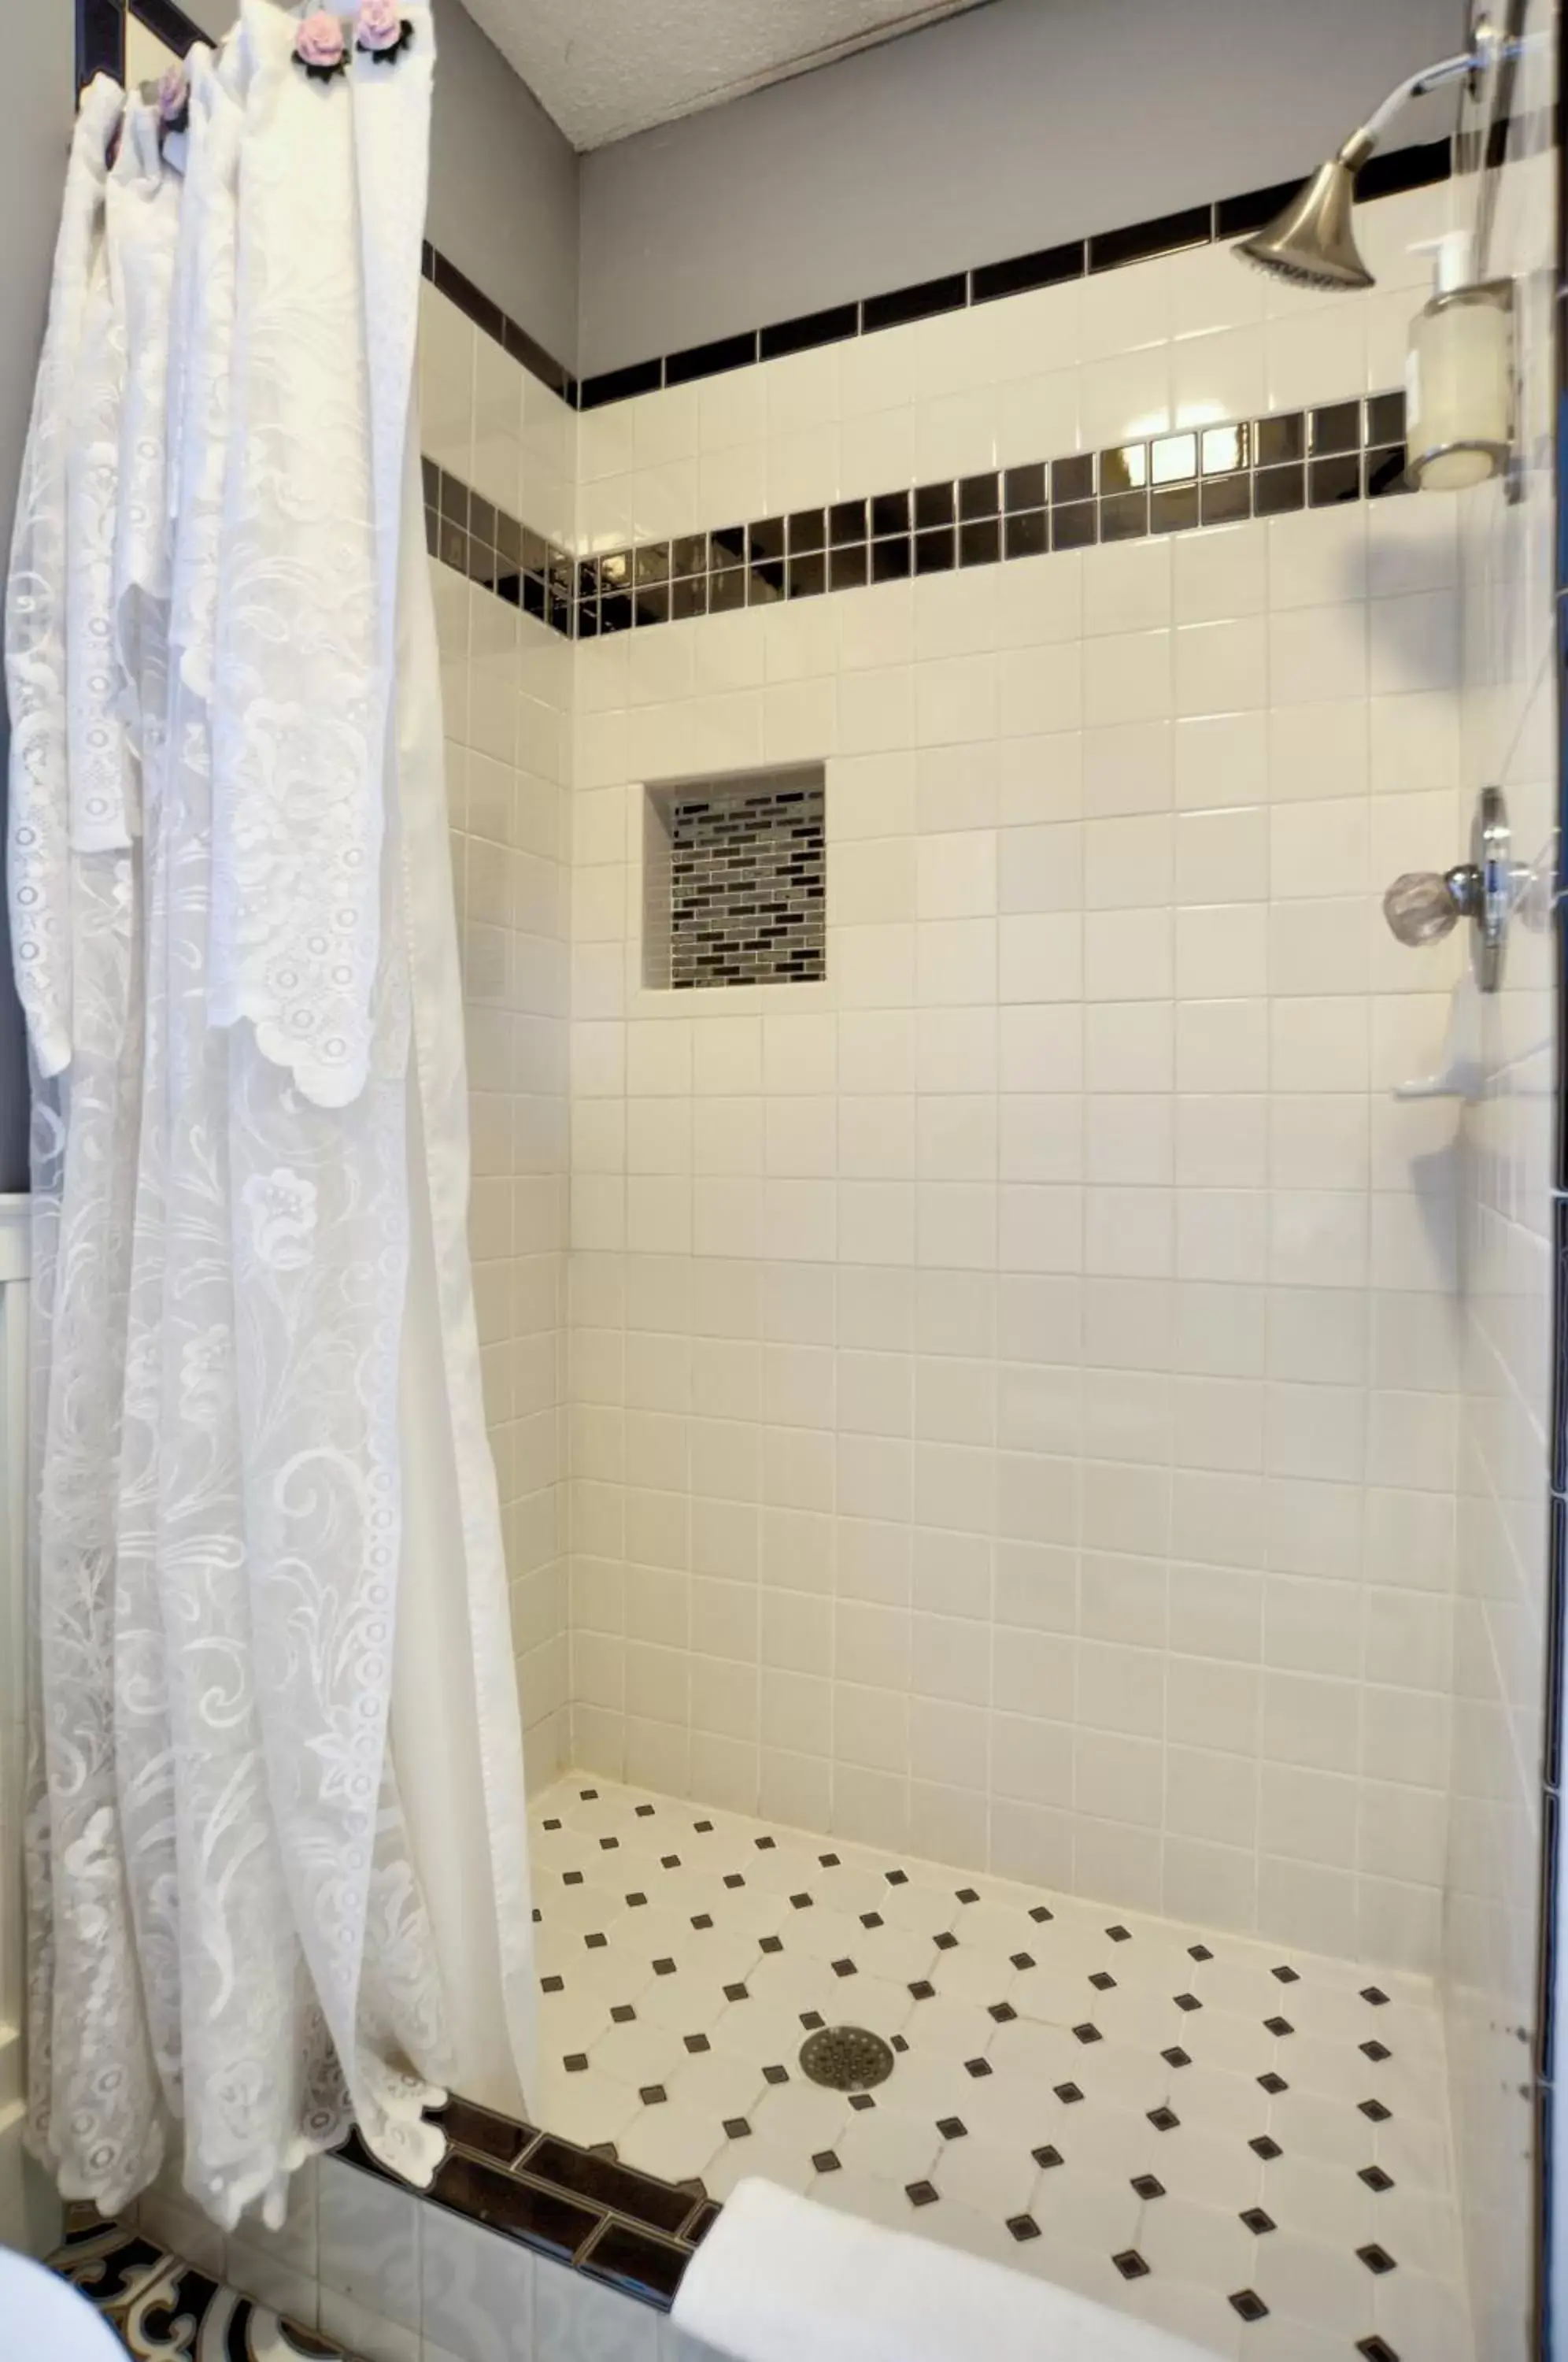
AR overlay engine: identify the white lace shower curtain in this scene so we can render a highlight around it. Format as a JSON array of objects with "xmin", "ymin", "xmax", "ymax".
[{"xmin": 5, "ymin": 2, "xmax": 535, "ymax": 2233}]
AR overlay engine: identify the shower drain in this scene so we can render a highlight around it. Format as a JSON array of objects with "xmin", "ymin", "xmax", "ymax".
[{"xmin": 798, "ymin": 2024, "xmax": 896, "ymax": 2091}]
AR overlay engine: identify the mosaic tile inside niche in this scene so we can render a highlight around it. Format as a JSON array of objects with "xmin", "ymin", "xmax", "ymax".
[
  {"xmin": 575, "ymin": 391, "xmax": 1412, "ymax": 639},
  {"xmin": 653, "ymin": 775, "xmax": 827, "ymax": 992},
  {"xmin": 523, "ymin": 1774, "xmax": 1472, "ymax": 2361}
]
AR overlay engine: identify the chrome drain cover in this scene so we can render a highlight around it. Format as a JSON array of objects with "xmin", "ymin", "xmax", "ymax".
[{"xmin": 799, "ymin": 2024, "xmax": 895, "ymax": 2091}]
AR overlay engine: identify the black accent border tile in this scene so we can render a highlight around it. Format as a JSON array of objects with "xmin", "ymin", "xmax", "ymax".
[
  {"xmin": 1089, "ymin": 202, "xmax": 1211, "ymax": 272},
  {"xmin": 339, "ymin": 2100, "xmax": 712, "ymax": 2321},
  {"xmin": 105, "ymin": 4, "xmax": 1457, "ymax": 438},
  {"xmin": 559, "ymin": 388, "xmax": 1411, "ymax": 639},
  {"xmin": 862, "ymin": 272, "xmax": 968, "ymax": 333},
  {"xmin": 81, "ymin": 0, "xmax": 126, "ymax": 86},
  {"xmin": 972, "ymin": 240, "xmax": 1085, "ymax": 304},
  {"xmin": 568, "ymin": 141, "xmax": 1455, "ymax": 410},
  {"xmin": 580, "ymin": 358, "xmax": 662, "ymax": 411},
  {"xmin": 666, "ymin": 330, "xmax": 760, "ymax": 388},
  {"xmin": 760, "ymin": 303, "xmax": 860, "ymax": 361}
]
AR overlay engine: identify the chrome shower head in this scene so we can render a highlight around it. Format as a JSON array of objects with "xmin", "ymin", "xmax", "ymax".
[
  {"xmin": 1233, "ymin": 25, "xmax": 1506, "ymax": 294},
  {"xmin": 1237, "ymin": 135, "xmax": 1376, "ymax": 291}
]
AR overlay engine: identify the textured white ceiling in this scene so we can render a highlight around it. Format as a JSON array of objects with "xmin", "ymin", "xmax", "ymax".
[{"xmin": 459, "ymin": 0, "xmax": 993, "ymax": 150}]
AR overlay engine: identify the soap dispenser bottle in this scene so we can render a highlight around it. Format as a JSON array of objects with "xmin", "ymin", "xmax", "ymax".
[{"xmin": 1405, "ymin": 228, "xmax": 1513, "ymax": 490}]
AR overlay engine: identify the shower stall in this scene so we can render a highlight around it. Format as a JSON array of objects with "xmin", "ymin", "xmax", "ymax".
[{"xmin": 8, "ymin": 0, "xmax": 1564, "ymax": 2358}]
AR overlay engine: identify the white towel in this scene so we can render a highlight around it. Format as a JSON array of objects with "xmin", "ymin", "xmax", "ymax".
[{"xmin": 671, "ymin": 2179, "xmax": 1220, "ymax": 2362}]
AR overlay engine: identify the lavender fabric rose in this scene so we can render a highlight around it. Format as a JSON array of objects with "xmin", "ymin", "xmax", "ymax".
[
  {"xmin": 294, "ymin": 10, "xmax": 346, "ymax": 72},
  {"xmin": 157, "ymin": 61, "xmax": 188, "ymax": 124},
  {"xmin": 356, "ymin": 0, "xmax": 405, "ymax": 52}
]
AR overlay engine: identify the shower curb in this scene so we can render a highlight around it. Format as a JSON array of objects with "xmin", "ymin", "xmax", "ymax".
[{"xmin": 335, "ymin": 2097, "xmax": 715, "ymax": 2314}]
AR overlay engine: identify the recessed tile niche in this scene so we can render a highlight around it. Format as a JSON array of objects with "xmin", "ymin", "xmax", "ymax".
[{"xmin": 642, "ymin": 765, "xmax": 826, "ymax": 990}]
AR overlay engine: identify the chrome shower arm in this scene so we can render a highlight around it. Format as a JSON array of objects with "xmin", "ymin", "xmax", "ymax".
[
  {"xmin": 1349, "ymin": 46, "xmax": 1484, "ymax": 160},
  {"xmin": 1237, "ymin": 13, "xmax": 1521, "ymax": 291}
]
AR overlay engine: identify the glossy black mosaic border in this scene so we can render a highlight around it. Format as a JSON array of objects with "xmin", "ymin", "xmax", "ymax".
[
  {"xmin": 571, "ymin": 391, "xmax": 1411, "ymax": 640},
  {"xmin": 338, "ymin": 2098, "xmax": 713, "ymax": 2314},
  {"xmin": 421, "ymin": 457, "xmax": 575, "ymax": 638}
]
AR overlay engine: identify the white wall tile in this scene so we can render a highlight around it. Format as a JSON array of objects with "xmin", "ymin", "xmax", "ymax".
[{"xmin": 555, "ymin": 194, "xmax": 1477, "ymax": 2000}]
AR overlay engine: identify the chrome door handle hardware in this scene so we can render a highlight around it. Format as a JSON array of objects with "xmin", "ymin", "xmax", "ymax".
[
  {"xmin": 1382, "ymin": 865, "xmax": 1481, "ymax": 943},
  {"xmin": 1381, "ymin": 785, "xmax": 1513, "ymax": 991}
]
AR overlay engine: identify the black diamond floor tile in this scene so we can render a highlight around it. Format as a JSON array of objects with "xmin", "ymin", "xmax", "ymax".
[{"xmin": 528, "ymin": 1775, "xmax": 1466, "ymax": 2351}]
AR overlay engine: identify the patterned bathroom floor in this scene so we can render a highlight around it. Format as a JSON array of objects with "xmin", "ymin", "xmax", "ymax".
[
  {"xmin": 50, "ymin": 2213, "xmax": 352, "ymax": 2360},
  {"xmin": 531, "ymin": 1774, "xmax": 1473, "ymax": 2362}
]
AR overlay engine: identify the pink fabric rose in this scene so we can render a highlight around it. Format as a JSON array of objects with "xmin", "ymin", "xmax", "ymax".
[
  {"xmin": 294, "ymin": 11, "xmax": 346, "ymax": 70},
  {"xmin": 355, "ymin": 0, "xmax": 405, "ymax": 52},
  {"xmin": 157, "ymin": 61, "xmax": 188, "ymax": 124}
]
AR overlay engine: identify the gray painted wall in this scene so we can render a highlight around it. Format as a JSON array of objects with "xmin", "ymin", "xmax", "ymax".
[
  {"xmin": 427, "ymin": 0, "xmax": 579, "ymax": 369},
  {"xmin": 578, "ymin": 0, "xmax": 1460, "ymax": 376}
]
